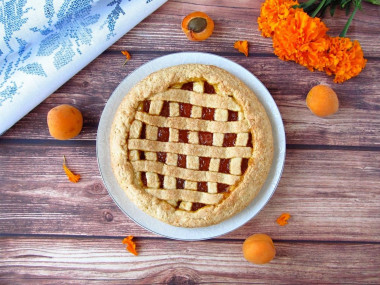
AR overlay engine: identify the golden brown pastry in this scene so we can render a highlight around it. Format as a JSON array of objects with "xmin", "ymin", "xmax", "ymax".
[{"xmin": 110, "ymin": 64, "xmax": 273, "ymax": 227}]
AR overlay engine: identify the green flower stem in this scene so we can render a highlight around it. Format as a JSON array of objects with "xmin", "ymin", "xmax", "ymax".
[
  {"xmin": 339, "ymin": 0, "xmax": 361, "ymax": 37},
  {"xmin": 296, "ymin": 0, "xmax": 317, "ymax": 9},
  {"xmin": 364, "ymin": 0, "xmax": 380, "ymax": 4},
  {"xmin": 311, "ymin": 0, "xmax": 327, "ymax": 17}
]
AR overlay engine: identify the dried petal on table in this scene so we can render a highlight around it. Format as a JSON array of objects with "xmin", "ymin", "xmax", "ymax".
[
  {"xmin": 63, "ymin": 156, "xmax": 80, "ymax": 183},
  {"xmin": 122, "ymin": 235, "xmax": 138, "ymax": 256},
  {"xmin": 121, "ymin": 50, "xmax": 131, "ymax": 65},
  {"xmin": 276, "ymin": 213, "xmax": 291, "ymax": 226},
  {"xmin": 234, "ymin": 40, "xmax": 249, "ymax": 57}
]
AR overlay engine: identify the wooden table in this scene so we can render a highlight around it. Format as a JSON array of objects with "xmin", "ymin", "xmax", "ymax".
[{"xmin": 1, "ymin": 0, "xmax": 379, "ymax": 283}]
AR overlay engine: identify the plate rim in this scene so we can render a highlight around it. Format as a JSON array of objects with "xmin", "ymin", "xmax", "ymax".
[{"xmin": 96, "ymin": 52, "xmax": 286, "ymax": 241}]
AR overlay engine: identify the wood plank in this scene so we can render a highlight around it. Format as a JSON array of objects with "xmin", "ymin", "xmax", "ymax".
[
  {"xmin": 0, "ymin": 1, "xmax": 379, "ymax": 282},
  {"xmin": 2, "ymin": 52, "xmax": 379, "ymax": 146},
  {"xmin": 1, "ymin": 1, "xmax": 379, "ymax": 145},
  {"xmin": 0, "ymin": 236, "xmax": 379, "ymax": 283},
  {"xmin": 0, "ymin": 142, "xmax": 379, "ymax": 241},
  {"xmin": 110, "ymin": 1, "xmax": 380, "ymax": 56}
]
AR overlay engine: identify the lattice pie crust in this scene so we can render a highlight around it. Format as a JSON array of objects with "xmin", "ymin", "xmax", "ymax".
[{"xmin": 110, "ymin": 64, "xmax": 273, "ymax": 227}]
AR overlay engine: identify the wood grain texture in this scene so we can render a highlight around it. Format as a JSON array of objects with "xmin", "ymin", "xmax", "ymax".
[
  {"xmin": 1, "ymin": 237, "xmax": 379, "ymax": 283},
  {"xmin": 2, "ymin": 52, "xmax": 379, "ymax": 146},
  {"xmin": 1, "ymin": 142, "xmax": 379, "ymax": 242},
  {"xmin": 1, "ymin": 1, "xmax": 380, "ymax": 146},
  {"xmin": 1, "ymin": 0, "xmax": 380, "ymax": 283},
  {"xmin": 112, "ymin": 1, "xmax": 380, "ymax": 56}
]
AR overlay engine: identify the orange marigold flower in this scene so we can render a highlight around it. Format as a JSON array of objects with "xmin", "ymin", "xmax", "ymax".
[
  {"xmin": 258, "ymin": 0, "xmax": 367, "ymax": 83},
  {"xmin": 296, "ymin": 36, "xmax": 331, "ymax": 72},
  {"xmin": 273, "ymin": 10, "xmax": 330, "ymax": 71},
  {"xmin": 325, "ymin": 37, "xmax": 367, "ymax": 83},
  {"xmin": 258, "ymin": 0, "xmax": 299, "ymax": 38}
]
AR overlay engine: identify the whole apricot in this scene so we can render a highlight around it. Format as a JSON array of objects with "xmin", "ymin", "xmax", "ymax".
[
  {"xmin": 306, "ymin": 85, "xmax": 339, "ymax": 117},
  {"xmin": 242, "ymin": 233, "xmax": 276, "ymax": 264},
  {"xmin": 47, "ymin": 104, "xmax": 83, "ymax": 140}
]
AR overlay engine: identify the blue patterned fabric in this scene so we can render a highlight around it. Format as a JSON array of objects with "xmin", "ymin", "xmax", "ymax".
[{"xmin": 0, "ymin": 0, "xmax": 167, "ymax": 134}]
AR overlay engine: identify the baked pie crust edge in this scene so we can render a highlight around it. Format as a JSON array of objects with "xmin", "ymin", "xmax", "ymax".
[{"xmin": 110, "ymin": 64, "xmax": 274, "ymax": 228}]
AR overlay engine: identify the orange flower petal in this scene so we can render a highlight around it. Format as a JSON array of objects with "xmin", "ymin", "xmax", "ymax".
[
  {"xmin": 122, "ymin": 235, "xmax": 138, "ymax": 256},
  {"xmin": 276, "ymin": 213, "xmax": 291, "ymax": 226},
  {"xmin": 121, "ymin": 50, "xmax": 131, "ymax": 65},
  {"xmin": 63, "ymin": 156, "xmax": 80, "ymax": 183},
  {"xmin": 325, "ymin": 37, "xmax": 367, "ymax": 83},
  {"xmin": 234, "ymin": 40, "xmax": 249, "ymax": 57},
  {"xmin": 121, "ymin": 50, "xmax": 131, "ymax": 59},
  {"xmin": 258, "ymin": 0, "xmax": 299, "ymax": 38}
]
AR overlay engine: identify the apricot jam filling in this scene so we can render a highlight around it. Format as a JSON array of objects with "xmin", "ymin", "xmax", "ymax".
[{"xmin": 133, "ymin": 80, "xmax": 253, "ymax": 211}]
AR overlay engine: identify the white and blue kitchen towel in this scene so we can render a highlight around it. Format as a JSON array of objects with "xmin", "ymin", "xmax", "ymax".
[{"xmin": 0, "ymin": 0, "xmax": 167, "ymax": 135}]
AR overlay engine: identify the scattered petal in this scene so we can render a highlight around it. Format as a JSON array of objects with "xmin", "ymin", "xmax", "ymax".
[
  {"xmin": 63, "ymin": 156, "xmax": 80, "ymax": 183},
  {"xmin": 121, "ymin": 50, "xmax": 131, "ymax": 65},
  {"xmin": 276, "ymin": 213, "xmax": 291, "ymax": 226},
  {"xmin": 234, "ymin": 40, "xmax": 249, "ymax": 57},
  {"xmin": 122, "ymin": 235, "xmax": 138, "ymax": 256}
]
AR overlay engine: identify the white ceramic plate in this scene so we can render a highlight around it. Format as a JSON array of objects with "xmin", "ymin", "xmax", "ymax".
[{"xmin": 97, "ymin": 52, "xmax": 286, "ymax": 241}]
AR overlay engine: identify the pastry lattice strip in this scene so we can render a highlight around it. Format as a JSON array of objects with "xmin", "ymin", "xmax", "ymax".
[
  {"xmin": 132, "ymin": 160, "xmax": 240, "ymax": 185},
  {"xmin": 135, "ymin": 111, "xmax": 250, "ymax": 133},
  {"xmin": 145, "ymin": 188, "xmax": 224, "ymax": 205},
  {"xmin": 130, "ymin": 120, "xmax": 251, "ymax": 147},
  {"xmin": 129, "ymin": 80, "xmax": 253, "ymax": 211},
  {"xmin": 137, "ymin": 171, "xmax": 224, "ymax": 193},
  {"xmin": 128, "ymin": 139, "xmax": 252, "ymax": 159},
  {"xmin": 151, "ymin": 89, "xmax": 241, "ymax": 111}
]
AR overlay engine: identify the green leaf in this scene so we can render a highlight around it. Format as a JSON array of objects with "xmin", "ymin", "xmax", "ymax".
[
  {"xmin": 311, "ymin": 0, "xmax": 328, "ymax": 17},
  {"xmin": 296, "ymin": 0, "xmax": 317, "ymax": 9},
  {"xmin": 339, "ymin": 0, "xmax": 360, "ymax": 37},
  {"xmin": 341, "ymin": 0, "xmax": 352, "ymax": 7},
  {"xmin": 320, "ymin": 0, "xmax": 332, "ymax": 16},
  {"xmin": 330, "ymin": 2, "xmax": 337, "ymax": 15},
  {"xmin": 345, "ymin": 1, "xmax": 351, "ymax": 15},
  {"xmin": 364, "ymin": 0, "xmax": 380, "ymax": 4}
]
